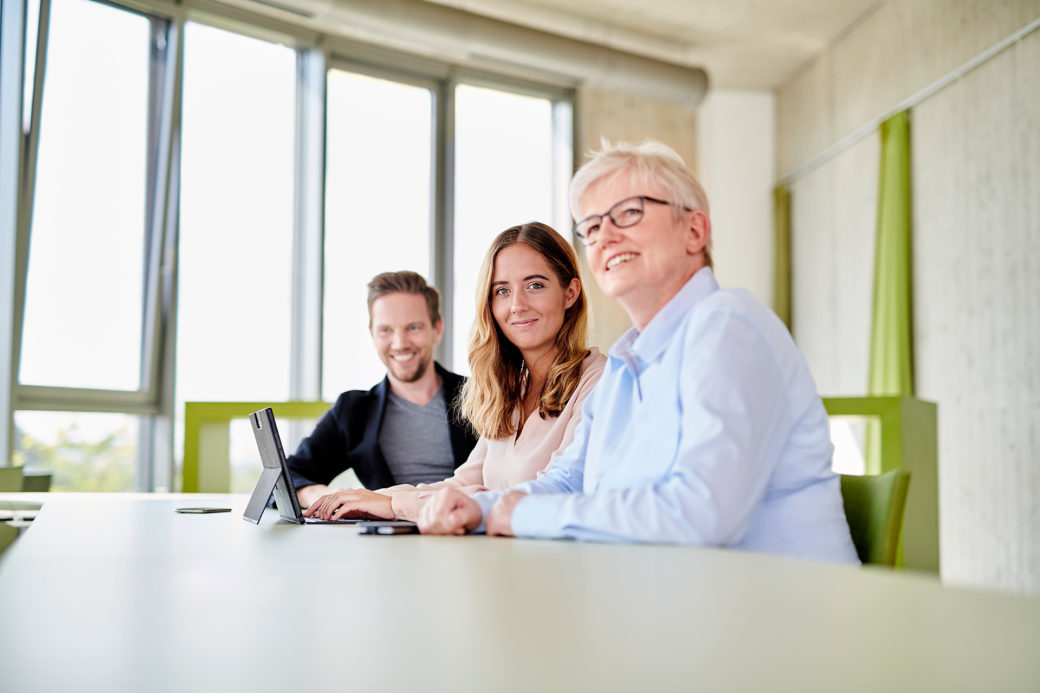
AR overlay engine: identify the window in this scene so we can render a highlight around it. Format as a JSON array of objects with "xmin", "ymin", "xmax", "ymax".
[
  {"xmin": 829, "ymin": 418, "xmax": 867, "ymax": 475},
  {"xmin": 175, "ymin": 22, "xmax": 296, "ymax": 487},
  {"xmin": 9, "ymin": 0, "xmax": 159, "ymax": 492},
  {"xmin": 20, "ymin": 0, "xmax": 150, "ymax": 391},
  {"xmin": 322, "ymin": 69, "xmax": 433, "ymax": 399},
  {"xmin": 175, "ymin": 22, "xmax": 295, "ymax": 405},
  {"xmin": 451, "ymin": 84, "xmax": 560, "ymax": 372},
  {"xmin": 6, "ymin": 0, "xmax": 572, "ymax": 492},
  {"xmin": 13, "ymin": 411, "xmax": 139, "ymax": 491}
]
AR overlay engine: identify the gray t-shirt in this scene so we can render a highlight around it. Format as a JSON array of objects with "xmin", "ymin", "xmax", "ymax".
[{"xmin": 378, "ymin": 387, "xmax": 457, "ymax": 485}]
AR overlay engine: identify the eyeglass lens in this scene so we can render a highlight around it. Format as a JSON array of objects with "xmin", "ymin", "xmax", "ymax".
[{"xmin": 575, "ymin": 196, "xmax": 645, "ymax": 245}]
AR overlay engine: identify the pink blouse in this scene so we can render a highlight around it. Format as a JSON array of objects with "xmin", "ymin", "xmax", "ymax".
[{"xmin": 384, "ymin": 348, "xmax": 606, "ymax": 521}]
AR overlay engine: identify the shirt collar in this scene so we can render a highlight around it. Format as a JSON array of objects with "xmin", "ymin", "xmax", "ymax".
[{"xmin": 608, "ymin": 266, "xmax": 719, "ymax": 371}]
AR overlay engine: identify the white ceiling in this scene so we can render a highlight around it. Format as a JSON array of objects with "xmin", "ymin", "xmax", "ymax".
[{"xmin": 416, "ymin": 0, "xmax": 882, "ymax": 89}]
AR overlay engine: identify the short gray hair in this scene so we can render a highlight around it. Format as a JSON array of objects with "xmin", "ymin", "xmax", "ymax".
[{"xmin": 569, "ymin": 139, "xmax": 712, "ymax": 266}]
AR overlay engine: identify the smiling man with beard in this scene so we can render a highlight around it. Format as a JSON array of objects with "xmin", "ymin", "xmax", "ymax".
[{"xmin": 286, "ymin": 271, "xmax": 478, "ymax": 509}]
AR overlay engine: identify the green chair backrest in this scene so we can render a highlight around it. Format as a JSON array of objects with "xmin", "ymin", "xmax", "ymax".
[
  {"xmin": 823, "ymin": 396, "xmax": 937, "ymax": 573},
  {"xmin": 841, "ymin": 469, "xmax": 911, "ymax": 567},
  {"xmin": 0, "ymin": 522, "xmax": 19, "ymax": 557},
  {"xmin": 22, "ymin": 472, "xmax": 52, "ymax": 492},
  {"xmin": 183, "ymin": 401, "xmax": 331, "ymax": 493},
  {"xmin": 0, "ymin": 467, "xmax": 25, "ymax": 492}
]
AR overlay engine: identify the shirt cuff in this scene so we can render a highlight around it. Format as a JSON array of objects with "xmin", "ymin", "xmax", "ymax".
[
  {"xmin": 470, "ymin": 490, "xmax": 507, "ymax": 534},
  {"xmin": 389, "ymin": 491, "xmax": 420, "ymax": 522},
  {"xmin": 510, "ymin": 493, "xmax": 563, "ymax": 539}
]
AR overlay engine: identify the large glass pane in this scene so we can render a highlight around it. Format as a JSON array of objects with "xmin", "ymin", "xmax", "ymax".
[
  {"xmin": 176, "ymin": 23, "xmax": 295, "ymax": 482},
  {"xmin": 452, "ymin": 84, "xmax": 554, "ymax": 372},
  {"xmin": 13, "ymin": 411, "xmax": 138, "ymax": 491},
  {"xmin": 20, "ymin": 0, "xmax": 149, "ymax": 390},
  {"xmin": 322, "ymin": 70, "xmax": 432, "ymax": 399}
]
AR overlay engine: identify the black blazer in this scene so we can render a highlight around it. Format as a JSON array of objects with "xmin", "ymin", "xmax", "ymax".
[{"xmin": 286, "ymin": 363, "xmax": 477, "ymax": 491}]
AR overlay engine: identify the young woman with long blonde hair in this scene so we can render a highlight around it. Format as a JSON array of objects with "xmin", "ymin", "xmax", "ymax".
[{"xmin": 306, "ymin": 222, "xmax": 605, "ymax": 521}]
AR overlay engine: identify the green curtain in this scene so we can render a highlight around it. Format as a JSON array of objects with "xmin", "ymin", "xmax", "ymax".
[
  {"xmin": 773, "ymin": 184, "xmax": 792, "ymax": 330},
  {"xmin": 866, "ymin": 110, "xmax": 914, "ymax": 472}
]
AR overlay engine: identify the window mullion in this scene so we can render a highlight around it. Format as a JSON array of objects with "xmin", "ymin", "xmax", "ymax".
[
  {"xmin": 3, "ymin": 0, "xmax": 50, "ymax": 463},
  {"xmin": 0, "ymin": 0, "xmax": 29, "ymax": 465},
  {"xmin": 551, "ymin": 97, "xmax": 575, "ymax": 242},
  {"xmin": 431, "ymin": 72, "xmax": 455, "ymax": 369},
  {"xmin": 17, "ymin": 385, "xmax": 159, "ymax": 413},
  {"xmin": 140, "ymin": 18, "xmax": 170, "ymax": 399},
  {"xmin": 140, "ymin": 14, "xmax": 183, "ymax": 491},
  {"xmin": 289, "ymin": 46, "xmax": 326, "ymax": 402}
]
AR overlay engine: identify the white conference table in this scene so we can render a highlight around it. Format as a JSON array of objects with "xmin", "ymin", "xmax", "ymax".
[{"xmin": 0, "ymin": 493, "xmax": 1038, "ymax": 692}]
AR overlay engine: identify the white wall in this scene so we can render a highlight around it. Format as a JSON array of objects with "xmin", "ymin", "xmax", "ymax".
[
  {"xmin": 777, "ymin": 0, "xmax": 1040, "ymax": 594},
  {"xmin": 695, "ymin": 89, "xmax": 776, "ymax": 305}
]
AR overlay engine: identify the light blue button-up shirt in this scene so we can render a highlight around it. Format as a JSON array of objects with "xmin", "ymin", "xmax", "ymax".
[{"xmin": 474, "ymin": 267, "xmax": 859, "ymax": 563}]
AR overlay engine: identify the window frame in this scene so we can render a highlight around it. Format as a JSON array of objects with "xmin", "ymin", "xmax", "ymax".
[{"xmin": 7, "ymin": 0, "xmax": 179, "ymax": 490}]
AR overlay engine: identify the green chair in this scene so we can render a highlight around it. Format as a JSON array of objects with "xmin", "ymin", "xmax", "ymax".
[
  {"xmin": 0, "ymin": 466, "xmax": 25, "ymax": 492},
  {"xmin": 0, "ymin": 522, "xmax": 19, "ymax": 557},
  {"xmin": 841, "ymin": 469, "xmax": 911, "ymax": 567},
  {"xmin": 183, "ymin": 401, "xmax": 331, "ymax": 492},
  {"xmin": 824, "ymin": 396, "xmax": 938, "ymax": 572},
  {"xmin": 22, "ymin": 472, "xmax": 52, "ymax": 492}
]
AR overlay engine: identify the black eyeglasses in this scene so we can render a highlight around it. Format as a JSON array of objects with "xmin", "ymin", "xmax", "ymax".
[{"xmin": 573, "ymin": 195, "xmax": 689, "ymax": 247}]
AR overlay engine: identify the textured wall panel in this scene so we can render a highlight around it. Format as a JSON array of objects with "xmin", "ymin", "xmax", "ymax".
[
  {"xmin": 912, "ymin": 31, "xmax": 1040, "ymax": 593},
  {"xmin": 779, "ymin": 1, "xmax": 1040, "ymax": 593},
  {"xmin": 790, "ymin": 131, "xmax": 877, "ymax": 396},
  {"xmin": 779, "ymin": 0, "xmax": 1040, "ymax": 177}
]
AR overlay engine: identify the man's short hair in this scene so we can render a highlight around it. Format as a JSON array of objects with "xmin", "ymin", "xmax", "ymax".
[
  {"xmin": 569, "ymin": 139, "xmax": 713, "ymax": 267},
  {"xmin": 366, "ymin": 271, "xmax": 442, "ymax": 327}
]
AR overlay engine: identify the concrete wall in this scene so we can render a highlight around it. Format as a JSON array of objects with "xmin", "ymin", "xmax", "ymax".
[{"xmin": 778, "ymin": 0, "xmax": 1040, "ymax": 593}]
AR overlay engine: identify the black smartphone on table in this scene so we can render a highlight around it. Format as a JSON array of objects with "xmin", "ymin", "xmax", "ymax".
[{"xmin": 358, "ymin": 521, "xmax": 419, "ymax": 535}]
